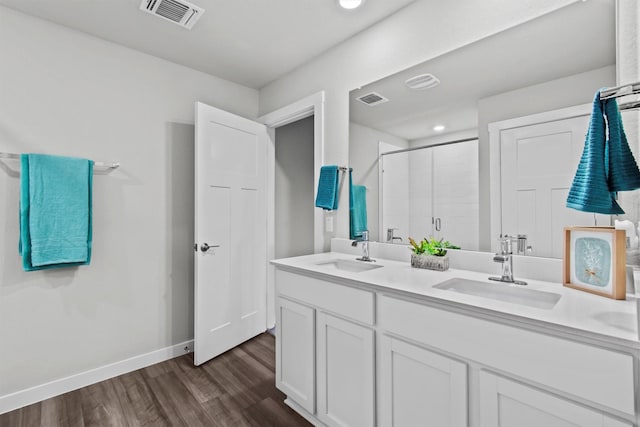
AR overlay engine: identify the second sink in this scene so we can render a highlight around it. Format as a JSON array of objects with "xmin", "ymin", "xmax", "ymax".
[
  {"xmin": 434, "ymin": 277, "xmax": 561, "ymax": 310},
  {"xmin": 315, "ymin": 259, "xmax": 383, "ymax": 273}
]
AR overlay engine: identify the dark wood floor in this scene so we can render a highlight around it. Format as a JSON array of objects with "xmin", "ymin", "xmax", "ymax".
[{"xmin": 0, "ymin": 334, "xmax": 311, "ymax": 427}]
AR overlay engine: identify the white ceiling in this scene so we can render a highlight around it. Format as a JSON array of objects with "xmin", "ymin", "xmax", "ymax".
[
  {"xmin": 350, "ymin": 0, "xmax": 615, "ymax": 141},
  {"xmin": 0, "ymin": 0, "xmax": 416, "ymax": 89}
]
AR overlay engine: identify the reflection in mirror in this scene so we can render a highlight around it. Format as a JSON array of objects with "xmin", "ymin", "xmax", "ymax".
[
  {"xmin": 380, "ymin": 138, "xmax": 479, "ymax": 251},
  {"xmin": 349, "ymin": 0, "xmax": 616, "ymax": 257}
]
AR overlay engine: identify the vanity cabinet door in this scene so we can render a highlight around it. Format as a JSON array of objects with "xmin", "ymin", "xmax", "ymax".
[
  {"xmin": 479, "ymin": 371, "xmax": 632, "ymax": 427},
  {"xmin": 380, "ymin": 335, "xmax": 468, "ymax": 427},
  {"xmin": 275, "ymin": 297, "xmax": 315, "ymax": 414},
  {"xmin": 316, "ymin": 312, "xmax": 375, "ymax": 427}
]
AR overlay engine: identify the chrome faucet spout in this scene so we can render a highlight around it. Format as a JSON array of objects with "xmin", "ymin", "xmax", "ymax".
[
  {"xmin": 354, "ymin": 230, "xmax": 375, "ymax": 262},
  {"xmin": 489, "ymin": 235, "xmax": 527, "ymax": 285}
]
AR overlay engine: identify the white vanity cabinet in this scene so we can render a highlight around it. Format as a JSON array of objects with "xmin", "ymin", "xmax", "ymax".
[
  {"xmin": 479, "ymin": 371, "xmax": 632, "ymax": 427},
  {"xmin": 275, "ymin": 269, "xmax": 376, "ymax": 426},
  {"xmin": 379, "ymin": 335, "xmax": 468, "ymax": 427},
  {"xmin": 273, "ymin": 263, "xmax": 639, "ymax": 427},
  {"xmin": 316, "ymin": 312, "xmax": 375, "ymax": 427},
  {"xmin": 275, "ymin": 297, "xmax": 315, "ymax": 414}
]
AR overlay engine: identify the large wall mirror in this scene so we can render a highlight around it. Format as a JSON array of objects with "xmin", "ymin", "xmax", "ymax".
[{"xmin": 349, "ymin": 0, "xmax": 618, "ymax": 258}]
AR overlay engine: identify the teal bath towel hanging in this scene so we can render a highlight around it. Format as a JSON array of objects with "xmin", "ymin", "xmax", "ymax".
[
  {"xmin": 315, "ymin": 165, "xmax": 340, "ymax": 210},
  {"xmin": 604, "ymin": 95, "xmax": 640, "ymax": 192},
  {"xmin": 19, "ymin": 154, "xmax": 94, "ymax": 271},
  {"xmin": 349, "ymin": 170, "xmax": 368, "ymax": 239},
  {"xmin": 566, "ymin": 90, "xmax": 630, "ymax": 214}
]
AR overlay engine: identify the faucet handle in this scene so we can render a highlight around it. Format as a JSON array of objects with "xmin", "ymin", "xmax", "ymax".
[{"xmin": 498, "ymin": 234, "xmax": 513, "ymax": 255}]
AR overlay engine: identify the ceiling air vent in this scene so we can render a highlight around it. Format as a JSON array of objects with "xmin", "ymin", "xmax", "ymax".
[
  {"xmin": 357, "ymin": 92, "xmax": 389, "ymax": 107},
  {"xmin": 405, "ymin": 73, "xmax": 440, "ymax": 90},
  {"xmin": 140, "ymin": 0, "xmax": 205, "ymax": 29}
]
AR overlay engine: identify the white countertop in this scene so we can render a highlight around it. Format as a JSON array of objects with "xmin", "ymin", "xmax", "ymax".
[{"xmin": 272, "ymin": 251, "xmax": 640, "ymax": 348}]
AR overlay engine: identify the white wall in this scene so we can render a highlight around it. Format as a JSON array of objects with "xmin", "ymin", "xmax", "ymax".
[
  {"xmin": 259, "ymin": 0, "xmax": 580, "ymax": 247},
  {"xmin": 275, "ymin": 116, "xmax": 315, "ymax": 258},
  {"xmin": 0, "ymin": 6, "xmax": 258, "ymax": 400},
  {"xmin": 477, "ymin": 65, "xmax": 616, "ymax": 250},
  {"xmin": 349, "ymin": 122, "xmax": 408, "ymax": 242}
]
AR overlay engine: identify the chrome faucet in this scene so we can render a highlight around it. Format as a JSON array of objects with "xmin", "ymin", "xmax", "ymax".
[
  {"xmin": 489, "ymin": 235, "xmax": 527, "ymax": 286},
  {"xmin": 386, "ymin": 228, "xmax": 403, "ymax": 244},
  {"xmin": 352, "ymin": 230, "xmax": 375, "ymax": 262}
]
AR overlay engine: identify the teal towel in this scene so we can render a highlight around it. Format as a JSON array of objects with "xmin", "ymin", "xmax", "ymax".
[
  {"xmin": 19, "ymin": 154, "xmax": 94, "ymax": 271},
  {"xmin": 350, "ymin": 171, "xmax": 367, "ymax": 239},
  {"xmin": 566, "ymin": 91, "xmax": 624, "ymax": 214},
  {"xmin": 605, "ymin": 96, "xmax": 640, "ymax": 191},
  {"xmin": 315, "ymin": 165, "xmax": 339, "ymax": 210}
]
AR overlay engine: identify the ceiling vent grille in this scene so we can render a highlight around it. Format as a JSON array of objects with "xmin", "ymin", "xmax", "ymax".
[
  {"xmin": 357, "ymin": 92, "xmax": 389, "ymax": 106},
  {"xmin": 140, "ymin": 0, "xmax": 205, "ymax": 29},
  {"xmin": 405, "ymin": 73, "xmax": 440, "ymax": 90}
]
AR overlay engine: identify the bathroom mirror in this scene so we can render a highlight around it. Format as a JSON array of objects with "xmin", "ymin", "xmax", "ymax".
[{"xmin": 349, "ymin": 0, "xmax": 617, "ymax": 258}]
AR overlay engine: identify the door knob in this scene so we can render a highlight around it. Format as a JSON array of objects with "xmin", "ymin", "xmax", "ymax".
[{"xmin": 200, "ymin": 243, "xmax": 220, "ymax": 252}]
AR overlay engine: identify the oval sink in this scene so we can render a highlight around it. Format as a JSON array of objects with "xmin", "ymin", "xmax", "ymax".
[
  {"xmin": 434, "ymin": 277, "xmax": 561, "ymax": 310},
  {"xmin": 315, "ymin": 259, "xmax": 383, "ymax": 273}
]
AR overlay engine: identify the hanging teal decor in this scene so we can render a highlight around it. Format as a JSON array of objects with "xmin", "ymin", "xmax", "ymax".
[
  {"xmin": 566, "ymin": 91, "xmax": 624, "ymax": 215},
  {"xmin": 605, "ymin": 96, "xmax": 640, "ymax": 192}
]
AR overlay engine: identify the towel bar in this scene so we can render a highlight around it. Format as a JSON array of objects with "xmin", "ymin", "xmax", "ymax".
[{"xmin": 0, "ymin": 152, "xmax": 120, "ymax": 170}]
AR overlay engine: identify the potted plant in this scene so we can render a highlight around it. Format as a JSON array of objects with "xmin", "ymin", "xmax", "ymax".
[{"xmin": 408, "ymin": 237, "xmax": 460, "ymax": 271}]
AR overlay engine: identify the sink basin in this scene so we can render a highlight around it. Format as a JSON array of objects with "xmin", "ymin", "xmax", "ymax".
[
  {"xmin": 434, "ymin": 277, "xmax": 561, "ymax": 310},
  {"xmin": 315, "ymin": 259, "xmax": 383, "ymax": 273}
]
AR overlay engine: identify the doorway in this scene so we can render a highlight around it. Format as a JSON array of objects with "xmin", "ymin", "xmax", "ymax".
[
  {"xmin": 274, "ymin": 116, "xmax": 315, "ymax": 260},
  {"xmin": 259, "ymin": 91, "xmax": 325, "ymax": 329}
]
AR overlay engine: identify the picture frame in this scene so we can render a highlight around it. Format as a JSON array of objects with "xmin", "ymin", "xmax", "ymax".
[{"xmin": 563, "ymin": 226, "xmax": 626, "ymax": 300}]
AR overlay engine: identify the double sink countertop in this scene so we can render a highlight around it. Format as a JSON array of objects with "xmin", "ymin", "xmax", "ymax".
[{"xmin": 271, "ymin": 251, "xmax": 640, "ymax": 348}]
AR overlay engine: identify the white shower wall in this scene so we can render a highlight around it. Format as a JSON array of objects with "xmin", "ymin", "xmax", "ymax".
[{"xmin": 380, "ymin": 142, "xmax": 410, "ymax": 244}]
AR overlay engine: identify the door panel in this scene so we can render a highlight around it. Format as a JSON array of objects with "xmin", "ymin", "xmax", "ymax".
[
  {"xmin": 432, "ymin": 140, "xmax": 479, "ymax": 250},
  {"xmin": 276, "ymin": 297, "xmax": 315, "ymax": 413},
  {"xmin": 479, "ymin": 371, "xmax": 632, "ymax": 427},
  {"xmin": 195, "ymin": 102, "xmax": 267, "ymax": 366},
  {"xmin": 500, "ymin": 116, "xmax": 609, "ymax": 258},
  {"xmin": 380, "ymin": 335, "xmax": 468, "ymax": 427},
  {"xmin": 317, "ymin": 312, "xmax": 375, "ymax": 427}
]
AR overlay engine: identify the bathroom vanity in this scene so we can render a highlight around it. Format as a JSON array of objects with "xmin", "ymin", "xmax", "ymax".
[{"xmin": 271, "ymin": 249, "xmax": 639, "ymax": 427}]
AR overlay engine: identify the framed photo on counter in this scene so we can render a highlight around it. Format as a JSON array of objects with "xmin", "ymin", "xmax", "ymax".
[{"xmin": 563, "ymin": 226, "xmax": 626, "ymax": 300}]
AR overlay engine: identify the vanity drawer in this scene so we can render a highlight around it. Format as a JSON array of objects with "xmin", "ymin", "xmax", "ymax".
[
  {"xmin": 276, "ymin": 269, "xmax": 375, "ymax": 325},
  {"xmin": 379, "ymin": 295, "xmax": 635, "ymax": 416}
]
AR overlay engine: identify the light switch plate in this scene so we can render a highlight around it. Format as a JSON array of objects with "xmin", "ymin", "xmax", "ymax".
[{"xmin": 325, "ymin": 216, "xmax": 334, "ymax": 233}]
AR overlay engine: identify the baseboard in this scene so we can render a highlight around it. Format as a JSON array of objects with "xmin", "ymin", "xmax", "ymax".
[{"xmin": 0, "ymin": 339, "xmax": 194, "ymax": 415}]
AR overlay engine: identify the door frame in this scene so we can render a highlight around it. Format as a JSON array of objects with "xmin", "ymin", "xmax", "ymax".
[
  {"xmin": 488, "ymin": 103, "xmax": 591, "ymax": 254},
  {"xmin": 258, "ymin": 91, "xmax": 325, "ymax": 328}
]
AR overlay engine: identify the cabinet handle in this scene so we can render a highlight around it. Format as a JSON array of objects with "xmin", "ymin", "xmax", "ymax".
[{"xmin": 435, "ymin": 218, "xmax": 441, "ymax": 231}]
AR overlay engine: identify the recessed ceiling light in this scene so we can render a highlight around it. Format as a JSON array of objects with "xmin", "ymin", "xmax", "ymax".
[
  {"xmin": 433, "ymin": 125, "xmax": 445, "ymax": 132},
  {"xmin": 339, "ymin": 0, "xmax": 364, "ymax": 9}
]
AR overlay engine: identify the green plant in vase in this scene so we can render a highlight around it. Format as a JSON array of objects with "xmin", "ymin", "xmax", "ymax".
[{"xmin": 408, "ymin": 237, "xmax": 460, "ymax": 270}]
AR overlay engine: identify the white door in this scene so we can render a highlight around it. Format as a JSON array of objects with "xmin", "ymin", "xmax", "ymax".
[
  {"xmin": 275, "ymin": 297, "xmax": 315, "ymax": 414},
  {"xmin": 380, "ymin": 335, "xmax": 468, "ymax": 427},
  {"xmin": 479, "ymin": 371, "xmax": 631, "ymax": 427},
  {"xmin": 194, "ymin": 102, "xmax": 268, "ymax": 366},
  {"xmin": 432, "ymin": 140, "xmax": 479, "ymax": 251},
  {"xmin": 317, "ymin": 312, "xmax": 375, "ymax": 427},
  {"xmin": 500, "ymin": 116, "xmax": 609, "ymax": 258}
]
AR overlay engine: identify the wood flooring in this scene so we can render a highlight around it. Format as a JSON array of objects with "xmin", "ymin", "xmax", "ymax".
[{"xmin": 0, "ymin": 333, "xmax": 312, "ymax": 427}]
